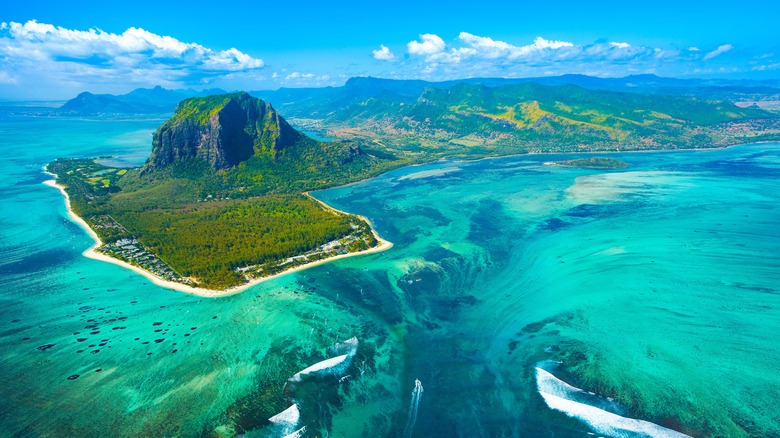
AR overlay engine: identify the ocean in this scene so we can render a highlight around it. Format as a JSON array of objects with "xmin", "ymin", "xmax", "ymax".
[{"xmin": 0, "ymin": 106, "xmax": 778, "ymax": 437}]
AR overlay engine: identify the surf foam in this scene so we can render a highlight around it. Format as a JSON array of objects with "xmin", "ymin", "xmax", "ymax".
[
  {"xmin": 268, "ymin": 403, "xmax": 300, "ymax": 426},
  {"xmin": 289, "ymin": 354, "xmax": 350, "ymax": 382},
  {"xmin": 536, "ymin": 367, "xmax": 690, "ymax": 437}
]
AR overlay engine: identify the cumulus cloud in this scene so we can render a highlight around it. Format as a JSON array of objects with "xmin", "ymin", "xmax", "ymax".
[
  {"xmin": 704, "ymin": 44, "xmax": 733, "ymax": 60},
  {"xmin": 408, "ymin": 33, "xmax": 575, "ymax": 64},
  {"xmin": 457, "ymin": 33, "xmax": 515, "ymax": 58},
  {"xmin": 458, "ymin": 33, "xmax": 574, "ymax": 59},
  {"xmin": 372, "ymin": 44, "xmax": 395, "ymax": 61},
  {"xmin": 0, "ymin": 20, "xmax": 264, "ymax": 93},
  {"xmin": 520, "ymin": 36, "xmax": 575, "ymax": 52},
  {"xmin": 398, "ymin": 32, "xmax": 727, "ymax": 79},
  {"xmin": 407, "ymin": 34, "xmax": 446, "ymax": 56}
]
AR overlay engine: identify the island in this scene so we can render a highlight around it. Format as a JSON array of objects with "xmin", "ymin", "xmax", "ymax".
[
  {"xmin": 543, "ymin": 157, "xmax": 630, "ymax": 169},
  {"xmin": 48, "ymin": 84, "xmax": 780, "ymax": 294}
]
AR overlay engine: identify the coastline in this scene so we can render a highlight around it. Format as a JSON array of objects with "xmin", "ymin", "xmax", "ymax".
[
  {"xmin": 42, "ymin": 141, "xmax": 774, "ymax": 298},
  {"xmin": 43, "ymin": 173, "xmax": 393, "ymax": 298}
]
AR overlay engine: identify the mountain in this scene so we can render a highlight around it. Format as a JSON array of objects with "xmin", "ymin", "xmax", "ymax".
[
  {"xmin": 282, "ymin": 81, "xmax": 779, "ymax": 155},
  {"xmin": 253, "ymin": 75, "xmax": 780, "ymax": 120},
  {"xmin": 61, "ymin": 74, "xmax": 780, "ymax": 116},
  {"xmin": 135, "ymin": 92, "xmax": 381, "ymax": 195},
  {"xmin": 60, "ymin": 92, "xmax": 156, "ymax": 114},
  {"xmin": 60, "ymin": 86, "xmax": 228, "ymax": 115},
  {"xmin": 147, "ymin": 92, "xmax": 301, "ymax": 171}
]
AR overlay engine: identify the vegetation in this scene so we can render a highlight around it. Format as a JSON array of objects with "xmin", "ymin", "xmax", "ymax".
[
  {"xmin": 284, "ymin": 82, "xmax": 780, "ymax": 156},
  {"xmin": 50, "ymin": 157, "xmax": 383, "ymax": 290}
]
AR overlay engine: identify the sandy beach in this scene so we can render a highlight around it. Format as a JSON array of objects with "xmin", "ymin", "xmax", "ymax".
[{"xmin": 43, "ymin": 176, "xmax": 392, "ymax": 298}]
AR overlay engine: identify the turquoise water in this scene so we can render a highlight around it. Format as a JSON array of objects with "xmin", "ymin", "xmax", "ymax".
[{"xmin": 1, "ymin": 106, "xmax": 779, "ymax": 437}]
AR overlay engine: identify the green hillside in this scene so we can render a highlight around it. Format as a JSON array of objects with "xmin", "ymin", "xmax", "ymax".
[{"xmin": 305, "ymin": 82, "xmax": 780, "ymax": 156}]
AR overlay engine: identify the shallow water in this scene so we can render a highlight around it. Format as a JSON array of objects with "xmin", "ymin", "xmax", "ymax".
[{"xmin": 1, "ymin": 107, "xmax": 778, "ymax": 437}]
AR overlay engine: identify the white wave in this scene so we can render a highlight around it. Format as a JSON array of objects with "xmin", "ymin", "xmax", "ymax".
[
  {"xmin": 289, "ymin": 337, "xmax": 359, "ymax": 383},
  {"xmin": 268, "ymin": 403, "xmax": 300, "ymax": 426},
  {"xmin": 333, "ymin": 336, "xmax": 359, "ymax": 356},
  {"xmin": 282, "ymin": 426, "xmax": 306, "ymax": 438},
  {"xmin": 536, "ymin": 368, "xmax": 690, "ymax": 437},
  {"xmin": 289, "ymin": 354, "xmax": 349, "ymax": 382},
  {"xmin": 536, "ymin": 367, "xmax": 625, "ymax": 415}
]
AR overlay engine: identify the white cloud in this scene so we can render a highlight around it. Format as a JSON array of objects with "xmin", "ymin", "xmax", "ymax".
[
  {"xmin": 0, "ymin": 70, "xmax": 17, "ymax": 84},
  {"xmin": 459, "ymin": 33, "xmax": 574, "ymax": 58},
  {"xmin": 525, "ymin": 36, "xmax": 575, "ymax": 52},
  {"xmin": 286, "ymin": 72, "xmax": 315, "ymax": 80},
  {"xmin": 0, "ymin": 20, "xmax": 264, "ymax": 94},
  {"xmin": 407, "ymin": 34, "xmax": 446, "ymax": 56},
  {"xmin": 1, "ymin": 21, "xmax": 263, "ymax": 70},
  {"xmin": 703, "ymin": 44, "xmax": 733, "ymax": 60},
  {"xmin": 688, "ymin": 46, "xmax": 700, "ymax": 52},
  {"xmin": 753, "ymin": 62, "xmax": 780, "ymax": 71},
  {"xmin": 458, "ymin": 32, "xmax": 514, "ymax": 58},
  {"xmin": 408, "ymin": 33, "xmax": 575, "ymax": 64},
  {"xmin": 372, "ymin": 44, "xmax": 395, "ymax": 61},
  {"xmin": 397, "ymin": 32, "xmax": 725, "ymax": 81},
  {"xmin": 653, "ymin": 48, "xmax": 680, "ymax": 59},
  {"xmin": 279, "ymin": 71, "xmax": 334, "ymax": 87}
]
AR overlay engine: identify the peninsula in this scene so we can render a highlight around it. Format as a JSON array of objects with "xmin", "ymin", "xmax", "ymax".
[
  {"xmin": 49, "ymin": 83, "xmax": 780, "ymax": 293},
  {"xmin": 48, "ymin": 93, "xmax": 397, "ymax": 294}
]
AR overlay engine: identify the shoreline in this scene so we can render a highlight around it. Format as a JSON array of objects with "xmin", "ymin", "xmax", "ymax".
[
  {"xmin": 43, "ymin": 173, "xmax": 393, "ymax": 298},
  {"xmin": 42, "ymin": 140, "xmax": 775, "ymax": 297}
]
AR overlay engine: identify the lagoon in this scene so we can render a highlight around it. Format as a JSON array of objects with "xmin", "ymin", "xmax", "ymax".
[{"xmin": 0, "ymin": 107, "xmax": 778, "ymax": 436}]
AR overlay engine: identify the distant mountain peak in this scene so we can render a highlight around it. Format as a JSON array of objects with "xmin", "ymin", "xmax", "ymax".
[{"xmin": 60, "ymin": 86, "xmax": 230, "ymax": 115}]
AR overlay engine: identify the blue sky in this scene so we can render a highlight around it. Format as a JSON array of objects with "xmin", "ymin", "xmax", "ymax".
[{"xmin": 2, "ymin": 0, "xmax": 779, "ymax": 99}]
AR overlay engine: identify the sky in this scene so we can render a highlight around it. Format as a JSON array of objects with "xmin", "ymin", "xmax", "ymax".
[{"xmin": 1, "ymin": 0, "xmax": 779, "ymax": 99}]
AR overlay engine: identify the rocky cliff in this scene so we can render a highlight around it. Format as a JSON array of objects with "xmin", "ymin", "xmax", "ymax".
[{"xmin": 146, "ymin": 92, "xmax": 301, "ymax": 171}]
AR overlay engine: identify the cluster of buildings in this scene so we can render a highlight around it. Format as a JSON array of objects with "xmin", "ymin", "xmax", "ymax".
[{"xmin": 99, "ymin": 238, "xmax": 192, "ymax": 285}]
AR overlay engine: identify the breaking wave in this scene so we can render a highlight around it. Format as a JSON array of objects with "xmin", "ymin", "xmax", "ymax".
[{"xmin": 536, "ymin": 367, "xmax": 690, "ymax": 437}]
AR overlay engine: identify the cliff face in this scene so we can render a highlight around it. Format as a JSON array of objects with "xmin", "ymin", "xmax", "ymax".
[{"xmin": 147, "ymin": 92, "xmax": 300, "ymax": 171}]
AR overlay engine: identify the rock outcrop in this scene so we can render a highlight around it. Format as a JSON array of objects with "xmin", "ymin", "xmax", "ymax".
[{"xmin": 146, "ymin": 92, "xmax": 300, "ymax": 171}]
